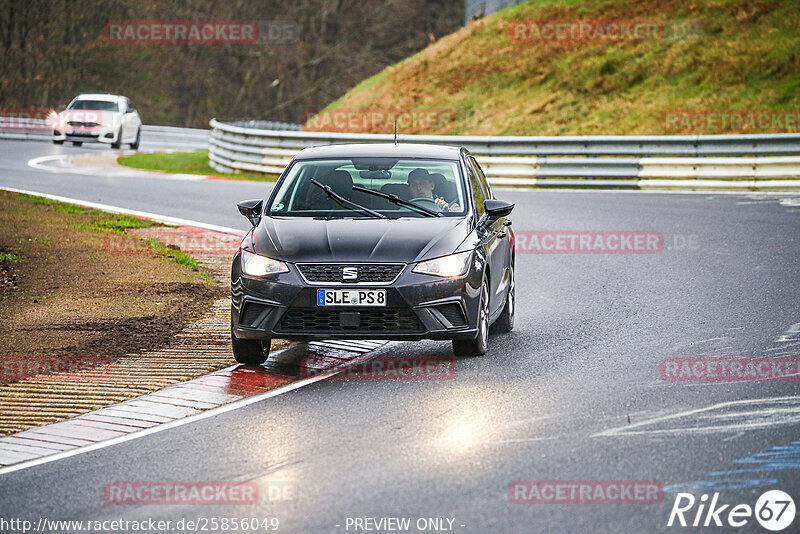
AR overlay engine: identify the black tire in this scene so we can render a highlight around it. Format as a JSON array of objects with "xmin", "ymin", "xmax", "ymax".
[
  {"xmin": 130, "ymin": 128, "xmax": 140, "ymax": 149},
  {"xmin": 72, "ymin": 141, "xmax": 82, "ymax": 147},
  {"xmin": 453, "ymin": 278, "xmax": 489, "ymax": 357},
  {"xmin": 492, "ymin": 265, "xmax": 514, "ymax": 334},
  {"xmin": 231, "ymin": 329, "xmax": 270, "ymax": 365},
  {"xmin": 111, "ymin": 129, "xmax": 122, "ymax": 149},
  {"xmin": 53, "ymin": 140, "xmax": 63, "ymax": 145}
]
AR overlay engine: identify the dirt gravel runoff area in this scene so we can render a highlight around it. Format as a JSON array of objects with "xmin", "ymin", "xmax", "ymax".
[{"xmin": 0, "ymin": 191, "xmax": 264, "ymax": 435}]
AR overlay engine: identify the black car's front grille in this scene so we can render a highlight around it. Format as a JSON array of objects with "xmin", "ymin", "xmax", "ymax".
[
  {"xmin": 297, "ymin": 263, "xmax": 404, "ymax": 283},
  {"xmin": 275, "ymin": 307, "xmax": 423, "ymax": 333}
]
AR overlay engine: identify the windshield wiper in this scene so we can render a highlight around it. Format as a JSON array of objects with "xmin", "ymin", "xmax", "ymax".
[
  {"xmin": 310, "ymin": 179, "xmax": 387, "ymax": 219},
  {"xmin": 351, "ymin": 185, "xmax": 442, "ymax": 217}
]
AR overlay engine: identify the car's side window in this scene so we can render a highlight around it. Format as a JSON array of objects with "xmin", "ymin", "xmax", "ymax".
[
  {"xmin": 465, "ymin": 158, "xmax": 486, "ymax": 219},
  {"xmin": 469, "ymin": 156, "xmax": 493, "ymax": 200}
]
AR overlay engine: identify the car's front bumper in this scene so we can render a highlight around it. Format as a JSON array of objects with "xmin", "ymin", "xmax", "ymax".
[
  {"xmin": 52, "ymin": 128, "xmax": 118, "ymax": 144},
  {"xmin": 231, "ymin": 251, "xmax": 484, "ymax": 342}
]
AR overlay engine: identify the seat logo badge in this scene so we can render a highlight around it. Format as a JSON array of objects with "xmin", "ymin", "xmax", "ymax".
[{"xmin": 342, "ymin": 267, "xmax": 358, "ymax": 281}]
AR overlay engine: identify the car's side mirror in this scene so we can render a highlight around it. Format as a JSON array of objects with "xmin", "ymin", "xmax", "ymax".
[
  {"xmin": 484, "ymin": 199, "xmax": 514, "ymax": 222},
  {"xmin": 125, "ymin": 108, "xmax": 135, "ymax": 114},
  {"xmin": 237, "ymin": 199, "xmax": 264, "ymax": 227}
]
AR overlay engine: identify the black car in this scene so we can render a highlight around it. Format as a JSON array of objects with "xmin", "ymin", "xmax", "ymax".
[{"xmin": 230, "ymin": 143, "xmax": 515, "ymax": 363}]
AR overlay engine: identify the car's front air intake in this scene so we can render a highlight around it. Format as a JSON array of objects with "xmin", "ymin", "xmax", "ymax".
[{"xmin": 275, "ymin": 308, "xmax": 423, "ymax": 333}]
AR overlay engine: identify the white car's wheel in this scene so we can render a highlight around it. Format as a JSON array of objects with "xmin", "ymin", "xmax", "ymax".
[
  {"xmin": 111, "ymin": 129, "xmax": 122, "ymax": 149},
  {"xmin": 130, "ymin": 128, "xmax": 141, "ymax": 149}
]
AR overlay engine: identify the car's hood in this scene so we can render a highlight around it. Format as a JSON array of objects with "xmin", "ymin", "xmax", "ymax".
[{"xmin": 248, "ymin": 216, "xmax": 472, "ymax": 263}]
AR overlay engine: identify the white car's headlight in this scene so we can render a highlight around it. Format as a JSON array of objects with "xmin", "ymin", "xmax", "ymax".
[
  {"xmin": 412, "ymin": 251, "xmax": 472, "ymax": 278},
  {"xmin": 240, "ymin": 250, "xmax": 289, "ymax": 276}
]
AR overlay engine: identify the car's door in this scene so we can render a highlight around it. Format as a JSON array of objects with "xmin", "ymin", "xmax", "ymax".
[
  {"xmin": 465, "ymin": 155, "xmax": 507, "ymax": 316},
  {"xmin": 471, "ymin": 156, "xmax": 512, "ymax": 306}
]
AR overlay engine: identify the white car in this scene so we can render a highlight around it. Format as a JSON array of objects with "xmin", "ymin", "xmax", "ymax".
[{"xmin": 51, "ymin": 94, "xmax": 142, "ymax": 149}]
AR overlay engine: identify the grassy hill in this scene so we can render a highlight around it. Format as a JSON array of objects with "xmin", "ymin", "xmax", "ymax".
[{"xmin": 309, "ymin": 0, "xmax": 800, "ymax": 135}]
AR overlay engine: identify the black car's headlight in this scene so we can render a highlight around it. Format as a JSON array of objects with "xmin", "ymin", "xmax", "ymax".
[
  {"xmin": 412, "ymin": 251, "xmax": 472, "ymax": 278},
  {"xmin": 240, "ymin": 250, "xmax": 289, "ymax": 276}
]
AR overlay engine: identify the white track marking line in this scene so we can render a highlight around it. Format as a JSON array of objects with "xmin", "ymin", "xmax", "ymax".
[
  {"xmin": 0, "ymin": 186, "xmax": 244, "ymax": 234},
  {"xmin": 28, "ymin": 154, "xmax": 207, "ymax": 181},
  {"xmin": 27, "ymin": 154, "xmax": 72, "ymax": 171},
  {"xmin": 777, "ymin": 323, "xmax": 800, "ymax": 342},
  {"xmin": 594, "ymin": 396, "xmax": 800, "ymax": 437}
]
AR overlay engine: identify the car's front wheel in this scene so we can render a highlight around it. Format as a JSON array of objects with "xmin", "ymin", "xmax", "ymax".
[
  {"xmin": 492, "ymin": 265, "xmax": 514, "ymax": 333},
  {"xmin": 231, "ymin": 329, "xmax": 270, "ymax": 365},
  {"xmin": 130, "ymin": 128, "xmax": 140, "ymax": 149},
  {"xmin": 111, "ymin": 129, "xmax": 122, "ymax": 149},
  {"xmin": 453, "ymin": 279, "xmax": 489, "ymax": 357},
  {"xmin": 53, "ymin": 140, "xmax": 63, "ymax": 145}
]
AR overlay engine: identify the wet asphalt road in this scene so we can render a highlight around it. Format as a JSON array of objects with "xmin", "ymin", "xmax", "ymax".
[{"xmin": 0, "ymin": 138, "xmax": 799, "ymax": 533}]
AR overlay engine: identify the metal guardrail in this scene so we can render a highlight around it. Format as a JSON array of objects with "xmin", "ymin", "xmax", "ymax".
[
  {"xmin": 4, "ymin": 115, "xmax": 798, "ymax": 188},
  {"xmin": 208, "ymin": 118, "xmax": 800, "ymax": 188},
  {"xmin": 221, "ymin": 119, "xmax": 302, "ymax": 131},
  {"xmin": 0, "ymin": 117, "xmax": 51, "ymax": 140}
]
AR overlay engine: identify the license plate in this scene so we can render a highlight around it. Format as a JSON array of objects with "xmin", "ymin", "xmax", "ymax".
[{"xmin": 317, "ymin": 289, "xmax": 386, "ymax": 306}]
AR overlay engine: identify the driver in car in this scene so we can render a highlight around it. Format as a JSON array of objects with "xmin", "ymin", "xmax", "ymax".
[{"xmin": 407, "ymin": 168, "xmax": 460, "ymax": 212}]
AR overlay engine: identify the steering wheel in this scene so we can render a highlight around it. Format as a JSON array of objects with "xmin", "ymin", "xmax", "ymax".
[{"xmin": 408, "ymin": 197, "xmax": 442, "ymax": 211}]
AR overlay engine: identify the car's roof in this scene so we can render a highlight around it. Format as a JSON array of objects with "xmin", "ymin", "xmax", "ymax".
[
  {"xmin": 293, "ymin": 143, "xmax": 463, "ymax": 160},
  {"xmin": 73, "ymin": 94, "xmax": 124, "ymax": 102}
]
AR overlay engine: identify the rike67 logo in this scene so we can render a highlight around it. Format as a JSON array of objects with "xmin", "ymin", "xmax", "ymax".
[{"xmin": 668, "ymin": 490, "xmax": 796, "ymax": 531}]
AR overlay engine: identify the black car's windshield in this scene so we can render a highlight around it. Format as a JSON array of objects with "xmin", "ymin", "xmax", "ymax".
[
  {"xmin": 268, "ymin": 158, "xmax": 466, "ymax": 218},
  {"xmin": 68, "ymin": 100, "xmax": 119, "ymax": 112}
]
